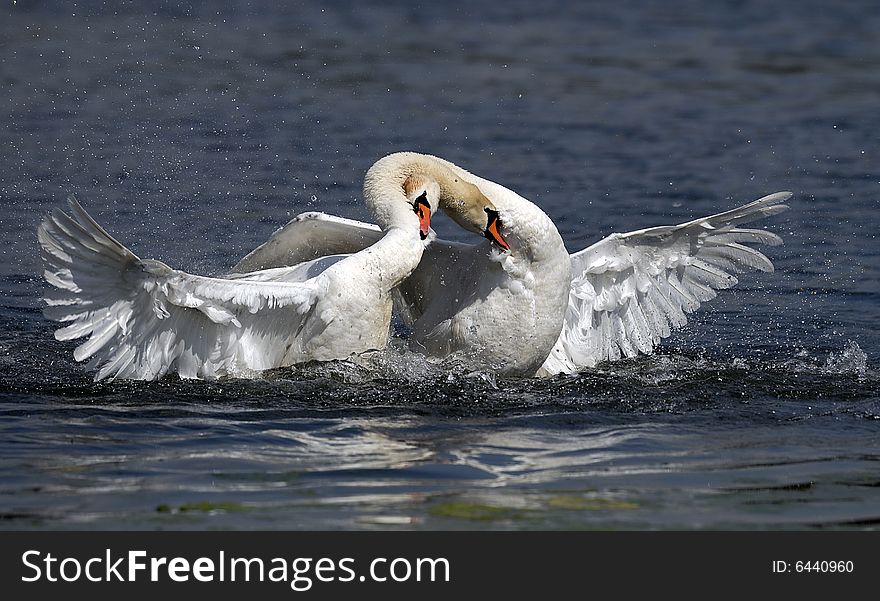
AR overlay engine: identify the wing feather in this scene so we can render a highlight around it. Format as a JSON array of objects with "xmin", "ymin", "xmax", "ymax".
[
  {"xmin": 541, "ymin": 192, "xmax": 790, "ymax": 374},
  {"xmin": 232, "ymin": 208, "xmax": 485, "ymax": 331},
  {"xmin": 39, "ymin": 196, "xmax": 328, "ymax": 381},
  {"xmin": 232, "ymin": 212, "xmax": 382, "ymax": 273}
]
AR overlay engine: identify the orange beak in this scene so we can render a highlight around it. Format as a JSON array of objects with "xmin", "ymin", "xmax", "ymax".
[
  {"xmin": 484, "ymin": 209, "xmax": 510, "ymax": 251},
  {"xmin": 414, "ymin": 196, "xmax": 431, "ymax": 240}
]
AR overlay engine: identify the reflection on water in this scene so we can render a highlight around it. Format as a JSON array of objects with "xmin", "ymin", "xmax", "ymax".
[
  {"xmin": 1, "ymin": 329, "xmax": 878, "ymax": 529},
  {"xmin": 1, "ymin": 0, "xmax": 879, "ymax": 529}
]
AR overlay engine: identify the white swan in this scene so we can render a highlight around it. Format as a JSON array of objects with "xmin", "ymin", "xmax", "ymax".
[
  {"xmin": 237, "ymin": 152, "xmax": 790, "ymax": 377},
  {"xmin": 37, "ymin": 154, "xmax": 502, "ymax": 380}
]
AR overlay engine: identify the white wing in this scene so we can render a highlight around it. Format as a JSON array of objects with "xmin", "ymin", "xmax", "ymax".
[
  {"xmin": 39, "ymin": 197, "xmax": 331, "ymax": 381},
  {"xmin": 541, "ymin": 192, "xmax": 791, "ymax": 375},
  {"xmin": 232, "ymin": 212, "xmax": 382, "ymax": 273},
  {"xmin": 392, "ymin": 240, "xmax": 484, "ymax": 329},
  {"xmin": 230, "ymin": 210, "xmax": 480, "ymax": 328}
]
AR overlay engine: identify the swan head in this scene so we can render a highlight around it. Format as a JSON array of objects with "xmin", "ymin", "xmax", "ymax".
[
  {"xmin": 363, "ymin": 164, "xmax": 438, "ymax": 242},
  {"xmin": 439, "ymin": 181, "xmax": 510, "ymax": 251},
  {"xmin": 403, "ymin": 174, "xmax": 440, "ymax": 242},
  {"xmin": 362, "ymin": 152, "xmax": 508, "ymax": 249}
]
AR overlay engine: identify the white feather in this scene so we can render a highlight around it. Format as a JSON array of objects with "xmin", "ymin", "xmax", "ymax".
[
  {"xmin": 38, "ymin": 196, "xmax": 417, "ymax": 381},
  {"xmin": 541, "ymin": 192, "xmax": 791, "ymax": 374}
]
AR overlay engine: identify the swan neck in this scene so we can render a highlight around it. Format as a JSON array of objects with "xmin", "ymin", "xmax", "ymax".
[
  {"xmin": 363, "ymin": 152, "xmax": 471, "ymax": 227},
  {"xmin": 358, "ymin": 227, "xmax": 425, "ymax": 292}
]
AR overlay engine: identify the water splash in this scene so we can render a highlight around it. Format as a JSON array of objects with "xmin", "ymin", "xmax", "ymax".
[
  {"xmin": 823, "ymin": 340, "xmax": 868, "ymax": 376},
  {"xmin": 263, "ymin": 338, "xmax": 449, "ymax": 385}
]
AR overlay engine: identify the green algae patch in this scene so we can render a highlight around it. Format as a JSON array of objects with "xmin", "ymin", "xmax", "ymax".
[
  {"xmin": 55, "ymin": 465, "xmax": 90, "ymax": 473},
  {"xmin": 545, "ymin": 495, "xmax": 639, "ymax": 511},
  {"xmin": 429, "ymin": 502, "xmax": 522, "ymax": 522},
  {"xmin": 156, "ymin": 502, "xmax": 247, "ymax": 513},
  {"xmin": 179, "ymin": 501, "xmax": 246, "ymax": 512}
]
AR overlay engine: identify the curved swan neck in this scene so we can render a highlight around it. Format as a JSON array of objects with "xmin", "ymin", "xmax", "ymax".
[
  {"xmin": 338, "ymin": 226, "xmax": 423, "ymax": 296},
  {"xmin": 364, "ymin": 152, "xmax": 481, "ymax": 215},
  {"xmin": 394, "ymin": 152, "xmax": 565, "ymax": 263},
  {"xmin": 357, "ymin": 154, "xmax": 432, "ymax": 292},
  {"xmin": 364, "ymin": 154, "xmax": 418, "ymax": 232}
]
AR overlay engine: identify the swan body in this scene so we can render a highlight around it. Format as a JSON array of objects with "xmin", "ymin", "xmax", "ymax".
[
  {"xmin": 38, "ymin": 154, "xmax": 501, "ymax": 381},
  {"xmin": 392, "ymin": 155, "xmax": 571, "ymax": 375},
  {"xmin": 234, "ymin": 152, "xmax": 568, "ymax": 376},
  {"xmin": 238, "ymin": 152, "xmax": 790, "ymax": 377}
]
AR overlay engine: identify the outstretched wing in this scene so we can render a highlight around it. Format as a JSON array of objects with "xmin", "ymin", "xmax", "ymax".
[
  {"xmin": 39, "ymin": 197, "xmax": 329, "ymax": 381},
  {"xmin": 392, "ymin": 239, "xmax": 484, "ymax": 329},
  {"xmin": 540, "ymin": 192, "xmax": 791, "ymax": 375},
  {"xmin": 232, "ymin": 212, "xmax": 383, "ymax": 273},
  {"xmin": 230, "ymin": 210, "xmax": 482, "ymax": 328}
]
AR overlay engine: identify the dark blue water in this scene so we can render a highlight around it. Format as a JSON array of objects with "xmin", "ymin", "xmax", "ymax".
[{"xmin": 1, "ymin": 0, "xmax": 879, "ymax": 529}]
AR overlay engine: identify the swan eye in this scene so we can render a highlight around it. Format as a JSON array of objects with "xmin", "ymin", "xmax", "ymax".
[
  {"xmin": 412, "ymin": 191, "xmax": 429, "ymax": 213},
  {"xmin": 484, "ymin": 208, "xmax": 510, "ymax": 251},
  {"xmin": 412, "ymin": 191, "xmax": 432, "ymax": 240}
]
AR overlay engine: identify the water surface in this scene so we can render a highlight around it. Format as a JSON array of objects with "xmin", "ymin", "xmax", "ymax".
[{"xmin": 1, "ymin": 0, "xmax": 878, "ymax": 529}]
